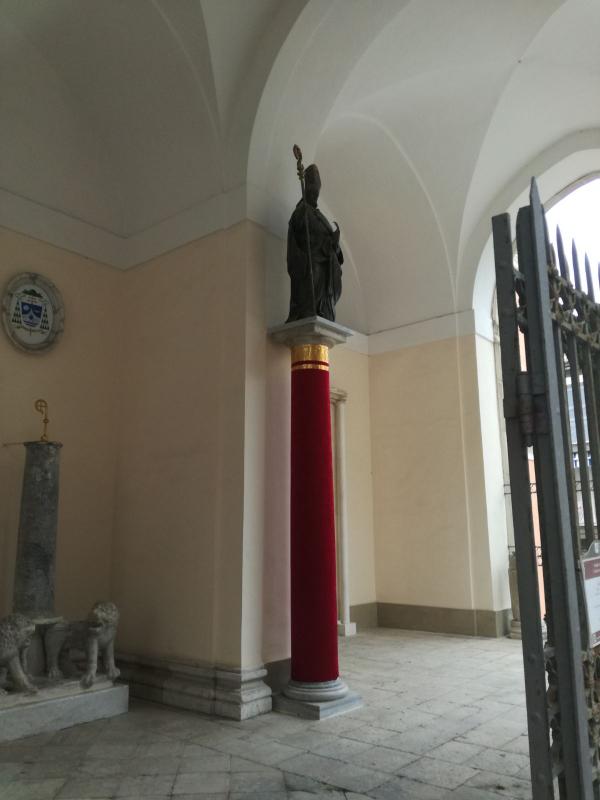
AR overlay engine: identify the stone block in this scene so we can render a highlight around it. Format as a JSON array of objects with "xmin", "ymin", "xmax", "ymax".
[{"xmin": 0, "ymin": 679, "xmax": 128, "ymax": 743}]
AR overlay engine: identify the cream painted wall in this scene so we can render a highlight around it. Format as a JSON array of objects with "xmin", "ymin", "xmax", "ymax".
[
  {"xmin": 1, "ymin": 219, "xmax": 507, "ymax": 680},
  {"xmin": 370, "ymin": 334, "xmax": 509, "ymax": 613},
  {"xmin": 111, "ymin": 225, "xmax": 250, "ymax": 667},
  {"xmin": 329, "ymin": 346, "xmax": 377, "ymax": 607},
  {"xmin": 261, "ymin": 338, "xmax": 290, "ymax": 665},
  {"xmin": 0, "ymin": 227, "xmax": 120, "ymax": 620}
]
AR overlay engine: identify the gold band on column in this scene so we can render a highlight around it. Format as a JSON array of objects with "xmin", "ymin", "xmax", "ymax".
[{"xmin": 292, "ymin": 344, "xmax": 329, "ymax": 372}]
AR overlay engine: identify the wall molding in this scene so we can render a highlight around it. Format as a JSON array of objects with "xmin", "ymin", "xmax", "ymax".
[
  {"xmin": 116, "ymin": 652, "xmax": 271, "ymax": 720},
  {"xmin": 339, "ymin": 310, "xmax": 494, "ymax": 357},
  {"xmin": 0, "ymin": 185, "xmax": 247, "ymax": 271},
  {"xmin": 1, "ymin": 189, "xmax": 495, "ymax": 353}
]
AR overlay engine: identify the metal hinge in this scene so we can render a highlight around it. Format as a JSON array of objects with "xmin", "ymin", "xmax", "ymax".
[
  {"xmin": 516, "ymin": 371, "xmax": 535, "ymax": 447},
  {"xmin": 504, "ymin": 370, "xmax": 548, "ymax": 447}
]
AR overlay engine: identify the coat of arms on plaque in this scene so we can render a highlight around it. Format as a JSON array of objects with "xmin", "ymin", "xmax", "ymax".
[{"xmin": 2, "ymin": 273, "xmax": 64, "ymax": 352}]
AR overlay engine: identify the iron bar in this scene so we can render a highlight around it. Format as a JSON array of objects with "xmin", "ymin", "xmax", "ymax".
[
  {"xmin": 565, "ymin": 336, "xmax": 595, "ymax": 546},
  {"xmin": 493, "ymin": 212, "xmax": 554, "ymax": 798},
  {"xmin": 517, "ymin": 180, "xmax": 593, "ymax": 798}
]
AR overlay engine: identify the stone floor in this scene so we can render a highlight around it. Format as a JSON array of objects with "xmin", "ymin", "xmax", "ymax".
[{"xmin": 0, "ymin": 628, "xmax": 531, "ymax": 800}]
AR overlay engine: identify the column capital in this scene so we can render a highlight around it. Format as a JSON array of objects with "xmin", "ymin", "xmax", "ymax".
[{"xmin": 269, "ymin": 316, "xmax": 353, "ymax": 350}]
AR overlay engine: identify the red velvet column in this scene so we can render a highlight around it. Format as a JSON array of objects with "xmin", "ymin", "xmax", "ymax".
[{"xmin": 290, "ymin": 343, "xmax": 339, "ymax": 683}]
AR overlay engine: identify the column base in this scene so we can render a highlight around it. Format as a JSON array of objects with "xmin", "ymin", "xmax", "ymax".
[
  {"xmin": 214, "ymin": 666, "xmax": 272, "ymax": 721},
  {"xmin": 274, "ymin": 678, "xmax": 362, "ymax": 720},
  {"xmin": 337, "ymin": 621, "xmax": 357, "ymax": 637},
  {"xmin": 509, "ymin": 620, "xmax": 522, "ymax": 640}
]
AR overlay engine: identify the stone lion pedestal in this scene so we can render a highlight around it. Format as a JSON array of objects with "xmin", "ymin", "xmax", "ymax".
[{"xmin": 1, "ymin": 441, "xmax": 128, "ymax": 742}]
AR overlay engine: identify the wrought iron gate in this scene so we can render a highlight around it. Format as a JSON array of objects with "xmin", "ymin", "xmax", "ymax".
[{"xmin": 493, "ymin": 179, "xmax": 600, "ymax": 799}]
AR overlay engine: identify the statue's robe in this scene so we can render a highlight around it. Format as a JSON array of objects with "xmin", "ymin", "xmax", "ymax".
[{"xmin": 286, "ymin": 200, "xmax": 343, "ymax": 322}]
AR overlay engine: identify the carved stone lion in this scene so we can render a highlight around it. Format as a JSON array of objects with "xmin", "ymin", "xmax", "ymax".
[
  {"xmin": 45, "ymin": 601, "xmax": 120, "ymax": 689},
  {"xmin": 0, "ymin": 613, "xmax": 37, "ymax": 694}
]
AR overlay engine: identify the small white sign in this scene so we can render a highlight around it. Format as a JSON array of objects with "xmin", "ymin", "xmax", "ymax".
[{"xmin": 582, "ymin": 550, "xmax": 600, "ymax": 648}]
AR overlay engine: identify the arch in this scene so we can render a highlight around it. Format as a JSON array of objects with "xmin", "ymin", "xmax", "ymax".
[
  {"xmin": 246, "ymin": 0, "xmax": 405, "ymax": 238},
  {"xmin": 470, "ymin": 131, "xmax": 600, "ymax": 324}
]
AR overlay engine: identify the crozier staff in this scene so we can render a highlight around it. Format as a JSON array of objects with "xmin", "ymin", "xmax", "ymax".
[{"xmin": 286, "ymin": 145, "xmax": 343, "ymax": 323}]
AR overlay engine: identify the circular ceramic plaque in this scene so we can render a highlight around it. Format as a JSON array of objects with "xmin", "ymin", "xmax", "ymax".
[{"xmin": 2, "ymin": 273, "xmax": 65, "ymax": 352}]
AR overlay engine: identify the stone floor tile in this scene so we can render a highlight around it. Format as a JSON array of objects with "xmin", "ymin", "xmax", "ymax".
[
  {"xmin": 22, "ymin": 761, "xmax": 79, "ymax": 780},
  {"xmin": 500, "ymin": 735, "xmax": 530, "ymax": 756},
  {"xmin": 308, "ymin": 712, "xmax": 366, "ymax": 735},
  {"xmin": 2, "ymin": 779, "xmax": 66, "ymax": 800},
  {"xmin": 229, "ymin": 770, "xmax": 286, "ymax": 791},
  {"xmin": 214, "ymin": 737, "xmax": 303, "ymax": 766},
  {"xmin": 458, "ymin": 721, "xmax": 526, "ymax": 749},
  {"xmin": 385, "ymin": 708, "xmax": 439, "ymax": 727},
  {"xmin": 278, "ymin": 751, "xmax": 388, "ymax": 793},
  {"xmin": 0, "ymin": 629, "xmax": 536, "ymax": 799},
  {"xmin": 283, "ymin": 771, "xmax": 331, "ymax": 792},
  {"xmin": 275, "ymin": 752, "xmax": 345, "ymax": 783},
  {"xmin": 85, "ymin": 743, "xmax": 140, "ymax": 760},
  {"xmin": 370, "ymin": 775, "xmax": 444, "ymax": 799},
  {"xmin": 0, "ymin": 762, "xmax": 24, "ymax": 783},
  {"xmin": 464, "ymin": 769, "xmax": 533, "ymax": 799},
  {"xmin": 276, "ymin": 730, "xmax": 334, "ymax": 751},
  {"xmin": 136, "ymin": 740, "xmax": 185, "ymax": 757},
  {"xmin": 465, "ymin": 747, "xmax": 530, "ymax": 777},
  {"xmin": 182, "ymin": 743, "xmax": 222, "ymax": 757},
  {"xmin": 229, "ymin": 793, "xmax": 288, "ymax": 800},
  {"xmin": 124, "ymin": 755, "xmax": 180, "ymax": 776},
  {"xmin": 416, "ymin": 699, "xmax": 481, "ymax": 719},
  {"xmin": 77, "ymin": 758, "xmax": 131, "ymax": 778},
  {"xmin": 340, "ymin": 725, "xmax": 398, "ymax": 745},
  {"xmin": 179, "ymin": 753, "xmax": 230, "ymax": 773},
  {"xmin": 315, "ymin": 737, "xmax": 372, "ymax": 761},
  {"xmin": 447, "ymin": 788, "xmax": 521, "ymax": 800},
  {"xmin": 383, "ymin": 725, "xmax": 456, "ymax": 755},
  {"xmin": 0, "ymin": 746, "xmax": 40, "ymax": 764},
  {"xmin": 319, "ymin": 762, "xmax": 390, "ymax": 793},
  {"xmin": 398, "ymin": 756, "xmax": 479, "ymax": 790},
  {"xmin": 57, "ymin": 776, "xmax": 120, "ymax": 798},
  {"xmin": 167, "ymin": 796, "xmax": 227, "ymax": 800},
  {"xmin": 166, "ymin": 796, "xmax": 227, "ymax": 800},
  {"xmin": 231, "ymin": 758, "xmax": 282, "ymax": 773},
  {"xmin": 36, "ymin": 745, "xmax": 87, "ymax": 763},
  {"xmin": 426, "ymin": 741, "xmax": 483, "ymax": 764},
  {"xmin": 349, "ymin": 745, "xmax": 418, "ymax": 773},
  {"xmin": 116, "ymin": 773, "xmax": 175, "ymax": 796},
  {"xmin": 172, "ymin": 771, "xmax": 230, "ymax": 795},
  {"xmin": 346, "ymin": 794, "xmax": 376, "ymax": 800}
]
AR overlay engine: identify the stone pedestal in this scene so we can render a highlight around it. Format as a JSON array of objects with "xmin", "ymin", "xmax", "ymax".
[
  {"xmin": 0, "ymin": 679, "xmax": 128, "ymax": 743},
  {"xmin": 269, "ymin": 317, "xmax": 362, "ymax": 720},
  {"xmin": 508, "ymin": 552, "xmax": 522, "ymax": 640},
  {"xmin": 13, "ymin": 441, "xmax": 62, "ymax": 616}
]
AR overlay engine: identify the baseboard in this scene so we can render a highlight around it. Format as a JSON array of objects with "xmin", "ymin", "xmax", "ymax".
[
  {"xmin": 117, "ymin": 652, "xmax": 271, "ymax": 720},
  {"xmin": 350, "ymin": 602, "xmax": 378, "ymax": 630},
  {"xmin": 377, "ymin": 603, "xmax": 510, "ymax": 638}
]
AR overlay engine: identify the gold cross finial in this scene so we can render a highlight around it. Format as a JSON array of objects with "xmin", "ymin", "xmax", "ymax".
[{"xmin": 34, "ymin": 399, "xmax": 49, "ymax": 442}]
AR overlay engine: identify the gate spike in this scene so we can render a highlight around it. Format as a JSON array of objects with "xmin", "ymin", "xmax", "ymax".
[
  {"xmin": 572, "ymin": 239, "xmax": 582, "ymax": 291},
  {"xmin": 585, "ymin": 254, "xmax": 595, "ymax": 301},
  {"xmin": 556, "ymin": 226, "xmax": 570, "ymax": 280}
]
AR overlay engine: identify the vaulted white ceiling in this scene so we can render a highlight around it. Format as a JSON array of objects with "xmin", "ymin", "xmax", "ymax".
[{"xmin": 2, "ymin": 0, "xmax": 600, "ymax": 335}]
